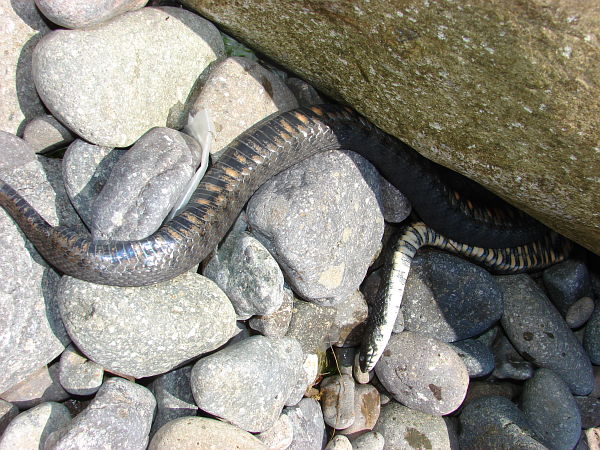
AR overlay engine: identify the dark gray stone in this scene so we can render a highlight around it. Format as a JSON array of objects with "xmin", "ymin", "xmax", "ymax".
[
  {"xmin": 328, "ymin": 290, "xmax": 368, "ymax": 347},
  {"xmin": 44, "ymin": 378, "xmax": 155, "ymax": 450},
  {"xmin": 286, "ymin": 299, "xmax": 336, "ymax": 355},
  {"xmin": 576, "ymin": 396, "xmax": 600, "ymax": 429},
  {"xmin": 567, "ymin": 296, "xmax": 595, "ymax": 329},
  {"xmin": 459, "ymin": 396, "xmax": 545, "ymax": 449},
  {"xmin": 402, "ymin": 250, "xmax": 503, "ymax": 342},
  {"xmin": 0, "ymin": 402, "xmax": 71, "ymax": 449},
  {"xmin": 62, "ymin": 140, "xmax": 124, "ymax": 228},
  {"xmin": 448, "ymin": 338, "xmax": 494, "ymax": 378},
  {"xmin": 543, "ymin": 260, "xmax": 592, "ymax": 315},
  {"xmin": 373, "ymin": 401, "xmax": 457, "ymax": 449},
  {"xmin": 57, "ymin": 272, "xmax": 236, "ymax": 378},
  {"xmin": 374, "ymin": 331, "xmax": 469, "ymax": 415},
  {"xmin": 584, "ymin": 300, "xmax": 600, "ymax": 365},
  {"xmin": 320, "ymin": 374, "xmax": 355, "ymax": 430},
  {"xmin": 379, "ymin": 175, "xmax": 412, "ymax": 223},
  {"xmin": 35, "ymin": 0, "xmax": 147, "ymax": 28},
  {"xmin": 191, "ymin": 336, "xmax": 304, "ymax": 433},
  {"xmin": 22, "ymin": 115, "xmax": 75, "ymax": 153},
  {"xmin": 333, "ymin": 347, "xmax": 355, "ymax": 376},
  {"xmin": 247, "ymin": 150, "xmax": 384, "ymax": 303},
  {"xmin": 91, "ymin": 127, "xmax": 201, "ymax": 240},
  {"xmin": 492, "ymin": 334, "xmax": 535, "ymax": 381},
  {"xmin": 521, "ymin": 368, "xmax": 581, "ymax": 450},
  {"xmin": 148, "ymin": 366, "xmax": 198, "ymax": 438},
  {"xmin": 283, "ymin": 398, "xmax": 327, "ymax": 450},
  {"xmin": 497, "ymin": 274, "xmax": 594, "ymax": 395},
  {"xmin": 463, "ymin": 380, "xmax": 521, "ymax": 407},
  {"xmin": 58, "ymin": 344, "xmax": 104, "ymax": 396}
]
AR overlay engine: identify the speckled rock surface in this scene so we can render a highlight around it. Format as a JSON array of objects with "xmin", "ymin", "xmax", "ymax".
[
  {"xmin": 0, "ymin": 364, "xmax": 69, "ymax": 410},
  {"xmin": 22, "ymin": 115, "xmax": 75, "ymax": 154},
  {"xmin": 183, "ymin": 0, "xmax": 600, "ymax": 255},
  {"xmin": 32, "ymin": 7, "xmax": 225, "ymax": 147},
  {"xmin": 0, "ymin": 400, "xmax": 18, "ymax": 435},
  {"xmin": 191, "ymin": 336, "xmax": 304, "ymax": 433},
  {"xmin": 57, "ymin": 272, "xmax": 236, "ymax": 378},
  {"xmin": 35, "ymin": 0, "xmax": 148, "ymax": 29},
  {"xmin": 58, "ymin": 344, "xmax": 104, "ymax": 396},
  {"xmin": 283, "ymin": 398, "xmax": 327, "ymax": 450},
  {"xmin": 448, "ymin": 338, "xmax": 495, "ymax": 378},
  {"xmin": 247, "ymin": 150, "xmax": 384, "ymax": 302}
]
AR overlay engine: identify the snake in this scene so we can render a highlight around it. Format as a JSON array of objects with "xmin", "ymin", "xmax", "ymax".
[{"xmin": 0, "ymin": 104, "xmax": 570, "ymax": 370}]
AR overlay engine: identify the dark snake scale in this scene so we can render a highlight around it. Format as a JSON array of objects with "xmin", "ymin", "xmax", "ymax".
[{"xmin": 0, "ymin": 105, "xmax": 571, "ymax": 370}]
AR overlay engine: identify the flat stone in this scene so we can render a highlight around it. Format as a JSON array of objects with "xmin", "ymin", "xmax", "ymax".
[
  {"xmin": 459, "ymin": 396, "xmax": 545, "ymax": 449},
  {"xmin": 282, "ymin": 398, "xmax": 327, "ymax": 450},
  {"xmin": 191, "ymin": 336, "xmax": 304, "ymax": 433},
  {"xmin": 543, "ymin": 260, "xmax": 592, "ymax": 315},
  {"xmin": 32, "ymin": 7, "xmax": 224, "ymax": 147},
  {"xmin": 497, "ymin": 274, "xmax": 594, "ymax": 395},
  {"xmin": 0, "ymin": 402, "xmax": 71, "ymax": 450},
  {"xmin": 249, "ymin": 288, "xmax": 294, "ymax": 337},
  {"xmin": 567, "ymin": 296, "xmax": 595, "ymax": 329},
  {"xmin": 373, "ymin": 402, "xmax": 456, "ymax": 449},
  {"xmin": 44, "ymin": 378, "xmax": 155, "ymax": 450},
  {"xmin": 448, "ymin": 338, "xmax": 494, "ymax": 378},
  {"xmin": 148, "ymin": 417, "xmax": 267, "ymax": 450},
  {"xmin": 375, "ymin": 331, "xmax": 469, "ymax": 415},
  {"xmin": 91, "ymin": 127, "xmax": 201, "ymax": 240},
  {"xmin": 338, "ymin": 383, "xmax": 380, "ymax": 436},
  {"xmin": 247, "ymin": 150, "xmax": 384, "ymax": 303},
  {"xmin": 22, "ymin": 115, "xmax": 75, "ymax": 154},
  {"xmin": 57, "ymin": 272, "xmax": 236, "ymax": 378},
  {"xmin": 36, "ymin": 0, "xmax": 147, "ymax": 28},
  {"xmin": 191, "ymin": 56, "xmax": 298, "ymax": 159},
  {"xmin": 0, "ymin": 2, "xmax": 49, "ymax": 134},
  {"xmin": 491, "ymin": 334, "xmax": 535, "ymax": 381},
  {"xmin": 402, "ymin": 250, "xmax": 503, "ymax": 341},
  {"xmin": 0, "ymin": 364, "xmax": 69, "ymax": 410},
  {"xmin": 521, "ymin": 368, "xmax": 581, "ymax": 450},
  {"xmin": 62, "ymin": 140, "xmax": 124, "ymax": 228},
  {"xmin": 58, "ymin": 344, "xmax": 104, "ymax": 396},
  {"xmin": 320, "ymin": 374, "xmax": 355, "ymax": 430}
]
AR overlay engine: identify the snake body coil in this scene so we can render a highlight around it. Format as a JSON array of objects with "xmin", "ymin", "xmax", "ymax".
[{"xmin": 0, "ymin": 105, "xmax": 551, "ymax": 286}]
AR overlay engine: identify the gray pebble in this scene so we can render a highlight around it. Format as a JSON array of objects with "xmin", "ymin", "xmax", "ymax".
[
  {"xmin": 567, "ymin": 296, "xmax": 595, "ymax": 328},
  {"xmin": 45, "ymin": 378, "xmax": 155, "ymax": 450},
  {"xmin": 92, "ymin": 127, "xmax": 201, "ymax": 240},
  {"xmin": 22, "ymin": 115, "xmax": 75, "ymax": 153},
  {"xmin": 0, "ymin": 400, "xmax": 18, "ymax": 435},
  {"xmin": 459, "ymin": 396, "xmax": 544, "ymax": 449},
  {"xmin": 575, "ymin": 396, "xmax": 600, "ymax": 428},
  {"xmin": 62, "ymin": 140, "xmax": 124, "ymax": 228},
  {"xmin": 255, "ymin": 414, "xmax": 294, "ymax": 450},
  {"xmin": 32, "ymin": 7, "xmax": 224, "ymax": 147},
  {"xmin": 286, "ymin": 353, "xmax": 320, "ymax": 407},
  {"xmin": 148, "ymin": 416, "xmax": 267, "ymax": 450},
  {"xmin": 204, "ymin": 229, "xmax": 284, "ymax": 319},
  {"xmin": 351, "ymin": 431, "xmax": 385, "ymax": 450},
  {"xmin": 373, "ymin": 401, "xmax": 456, "ymax": 449},
  {"xmin": 492, "ymin": 334, "xmax": 535, "ymax": 381},
  {"xmin": 463, "ymin": 380, "xmax": 521, "ymax": 407},
  {"xmin": 521, "ymin": 368, "xmax": 581, "ymax": 450},
  {"xmin": 375, "ymin": 331, "xmax": 469, "ymax": 415},
  {"xmin": 148, "ymin": 365, "xmax": 198, "ymax": 437},
  {"xmin": 192, "ymin": 56, "xmax": 298, "ymax": 159},
  {"xmin": 338, "ymin": 383, "xmax": 380, "ymax": 436},
  {"xmin": 283, "ymin": 397, "xmax": 327, "ymax": 450},
  {"xmin": 325, "ymin": 434, "xmax": 353, "ymax": 450},
  {"xmin": 328, "ymin": 290, "xmax": 368, "ymax": 347},
  {"xmin": 285, "ymin": 77, "xmax": 324, "ymax": 106},
  {"xmin": 379, "ymin": 175, "xmax": 412, "ymax": 223},
  {"xmin": 35, "ymin": 0, "xmax": 147, "ymax": 29},
  {"xmin": 57, "ymin": 272, "xmax": 236, "ymax": 378},
  {"xmin": 584, "ymin": 300, "xmax": 600, "ymax": 364},
  {"xmin": 247, "ymin": 150, "xmax": 384, "ymax": 303},
  {"xmin": 497, "ymin": 274, "xmax": 594, "ymax": 395},
  {"xmin": 286, "ymin": 299, "xmax": 336, "ymax": 355},
  {"xmin": 58, "ymin": 344, "xmax": 104, "ymax": 396},
  {"xmin": 0, "ymin": 402, "xmax": 71, "ymax": 450},
  {"xmin": 448, "ymin": 338, "xmax": 494, "ymax": 378},
  {"xmin": 191, "ymin": 335, "xmax": 304, "ymax": 433},
  {"xmin": 402, "ymin": 250, "xmax": 503, "ymax": 341},
  {"xmin": 0, "ymin": 364, "xmax": 69, "ymax": 410},
  {"xmin": 320, "ymin": 374, "xmax": 356, "ymax": 429},
  {"xmin": 249, "ymin": 287, "xmax": 294, "ymax": 337},
  {"xmin": 543, "ymin": 260, "xmax": 591, "ymax": 315}
]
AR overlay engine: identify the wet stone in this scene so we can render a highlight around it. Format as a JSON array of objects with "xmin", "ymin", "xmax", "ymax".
[
  {"xmin": 0, "ymin": 402, "xmax": 71, "ymax": 450},
  {"xmin": 497, "ymin": 274, "xmax": 594, "ymax": 395},
  {"xmin": 373, "ymin": 402, "xmax": 456, "ymax": 449},
  {"xmin": 521, "ymin": 368, "xmax": 581, "ymax": 450},
  {"xmin": 567, "ymin": 296, "xmax": 595, "ymax": 329},
  {"xmin": 148, "ymin": 417, "xmax": 267, "ymax": 450},
  {"xmin": 575, "ymin": 395, "xmax": 600, "ymax": 429},
  {"xmin": 44, "ymin": 378, "xmax": 155, "ymax": 450},
  {"xmin": 448, "ymin": 338, "xmax": 494, "ymax": 378},
  {"xmin": 283, "ymin": 398, "xmax": 327, "ymax": 450},
  {"xmin": 92, "ymin": 127, "xmax": 202, "ymax": 240},
  {"xmin": 62, "ymin": 140, "xmax": 124, "ymax": 228},
  {"xmin": 191, "ymin": 336, "xmax": 304, "ymax": 433},
  {"xmin": 492, "ymin": 334, "xmax": 535, "ymax": 381},
  {"xmin": 375, "ymin": 331, "xmax": 469, "ymax": 415},
  {"xmin": 0, "ymin": 364, "xmax": 69, "ymax": 410},
  {"xmin": 320, "ymin": 374, "xmax": 355, "ymax": 430},
  {"xmin": 401, "ymin": 250, "xmax": 503, "ymax": 342},
  {"xmin": 338, "ymin": 383, "xmax": 380, "ymax": 436},
  {"xmin": 459, "ymin": 396, "xmax": 545, "ymax": 449},
  {"xmin": 58, "ymin": 344, "xmax": 104, "ymax": 396},
  {"xmin": 543, "ymin": 260, "xmax": 592, "ymax": 315},
  {"xmin": 22, "ymin": 115, "xmax": 75, "ymax": 153}
]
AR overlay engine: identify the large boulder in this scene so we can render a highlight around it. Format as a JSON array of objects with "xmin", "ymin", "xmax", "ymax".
[{"xmin": 184, "ymin": 0, "xmax": 600, "ymax": 254}]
